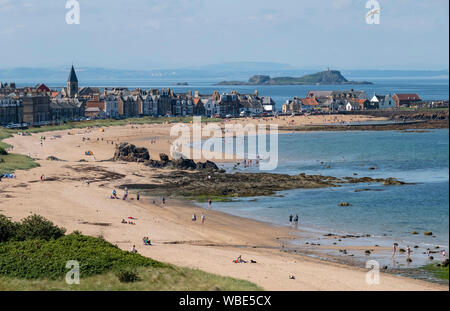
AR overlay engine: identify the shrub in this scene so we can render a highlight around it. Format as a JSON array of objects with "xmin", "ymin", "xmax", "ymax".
[
  {"xmin": 14, "ymin": 214, "xmax": 66, "ymax": 241},
  {"xmin": 0, "ymin": 215, "xmax": 18, "ymax": 242},
  {"xmin": 0, "ymin": 147, "xmax": 7, "ymax": 155},
  {"xmin": 0, "ymin": 234, "xmax": 167, "ymax": 279},
  {"xmin": 116, "ymin": 268, "xmax": 141, "ymax": 283}
]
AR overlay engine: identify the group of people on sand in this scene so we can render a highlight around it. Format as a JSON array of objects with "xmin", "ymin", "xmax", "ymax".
[
  {"xmin": 142, "ymin": 236, "xmax": 152, "ymax": 246},
  {"xmin": 111, "ymin": 188, "xmax": 135, "ymax": 200},
  {"xmin": 242, "ymin": 158, "xmax": 259, "ymax": 167},
  {"xmin": 0, "ymin": 173, "xmax": 16, "ymax": 181},
  {"xmin": 192, "ymin": 212, "xmax": 206, "ymax": 224},
  {"xmin": 121, "ymin": 218, "xmax": 136, "ymax": 225}
]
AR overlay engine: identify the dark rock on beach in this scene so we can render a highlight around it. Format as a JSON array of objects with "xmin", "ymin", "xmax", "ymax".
[{"xmin": 113, "ymin": 143, "xmax": 150, "ymax": 162}]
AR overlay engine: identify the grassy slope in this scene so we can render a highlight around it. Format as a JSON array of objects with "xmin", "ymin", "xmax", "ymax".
[{"xmin": 0, "ymin": 267, "xmax": 260, "ymax": 291}]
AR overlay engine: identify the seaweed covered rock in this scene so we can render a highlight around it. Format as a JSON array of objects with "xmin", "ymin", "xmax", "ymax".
[
  {"xmin": 114, "ymin": 143, "xmax": 150, "ymax": 162},
  {"xmin": 171, "ymin": 158, "xmax": 197, "ymax": 170},
  {"xmin": 196, "ymin": 160, "xmax": 219, "ymax": 171},
  {"xmin": 382, "ymin": 178, "xmax": 406, "ymax": 185}
]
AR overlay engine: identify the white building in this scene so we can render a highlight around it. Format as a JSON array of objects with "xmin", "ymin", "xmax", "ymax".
[
  {"xmin": 370, "ymin": 94, "xmax": 396, "ymax": 109},
  {"xmin": 101, "ymin": 94, "xmax": 119, "ymax": 118}
]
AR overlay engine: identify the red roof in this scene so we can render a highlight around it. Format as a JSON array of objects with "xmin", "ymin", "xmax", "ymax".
[
  {"xmin": 36, "ymin": 84, "xmax": 51, "ymax": 92},
  {"xmin": 395, "ymin": 94, "xmax": 421, "ymax": 101},
  {"xmin": 301, "ymin": 97, "xmax": 319, "ymax": 106},
  {"xmin": 348, "ymin": 98, "xmax": 367, "ymax": 104}
]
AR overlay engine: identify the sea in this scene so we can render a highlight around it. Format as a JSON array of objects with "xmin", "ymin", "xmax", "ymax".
[{"xmin": 199, "ymin": 129, "xmax": 449, "ymax": 271}]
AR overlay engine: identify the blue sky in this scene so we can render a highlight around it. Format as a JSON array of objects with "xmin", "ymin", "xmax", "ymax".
[{"xmin": 0, "ymin": 0, "xmax": 448, "ymax": 70}]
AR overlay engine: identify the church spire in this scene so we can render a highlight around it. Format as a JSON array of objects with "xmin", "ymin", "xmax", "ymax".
[
  {"xmin": 68, "ymin": 64, "xmax": 78, "ymax": 83},
  {"xmin": 67, "ymin": 64, "xmax": 79, "ymax": 98}
]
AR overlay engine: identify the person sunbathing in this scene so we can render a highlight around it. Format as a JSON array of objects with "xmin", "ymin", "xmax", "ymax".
[
  {"xmin": 235, "ymin": 255, "xmax": 247, "ymax": 263},
  {"xmin": 143, "ymin": 237, "xmax": 152, "ymax": 246}
]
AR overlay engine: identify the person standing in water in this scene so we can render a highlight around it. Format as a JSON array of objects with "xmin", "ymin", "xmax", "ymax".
[
  {"xmin": 406, "ymin": 245, "xmax": 411, "ymax": 258},
  {"xmin": 289, "ymin": 214, "xmax": 293, "ymax": 225},
  {"xmin": 392, "ymin": 243, "xmax": 398, "ymax": 259},
  {"xmin": 294, "ymin": 214, "xmax": 299, "ymax": 227},
  {"xmin": 208, "ymin": 199, "xmax": 212, "ymax": 209}
]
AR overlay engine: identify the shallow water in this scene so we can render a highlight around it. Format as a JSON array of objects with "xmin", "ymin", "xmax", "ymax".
[{"xmin": 199, "ymin": 129, "xmax": 449, "ymax": 269}]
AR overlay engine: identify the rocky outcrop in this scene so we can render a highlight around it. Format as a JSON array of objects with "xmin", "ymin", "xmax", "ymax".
[
  {"xmin": 120, "ymin": 170, "xmax": 411, "ymax": 200},
  {"xmin": 196, "ymin": 160, "xmax": 219, "ymax": 171},
  {"xmin": 171, "ymin": 158, "xmax": 197, "ymax": 170},
  {"xmin": 146, "ymin": 153, "xmax": 219, "ymax": 172},
  {"xmin": 113, "ymin": 143, "xmax": 150, "ymax": 162},
  {"xmin": 382, "ymin": 178, "xmax": 407, "ymax": 185}
]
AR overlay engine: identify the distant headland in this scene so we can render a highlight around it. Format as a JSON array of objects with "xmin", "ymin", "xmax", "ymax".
[{"xmin": 216, "ymin": 70, "xmax": 372, "ymax": 85}]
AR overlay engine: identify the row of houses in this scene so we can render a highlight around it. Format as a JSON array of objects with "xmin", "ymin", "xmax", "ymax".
[
  {"xmin": 1, "ymin": 65, "xmax": 434, "ymax": 126},
  {"xmin": 0, "ymin": 66, "xmax": 277, "ymax": 126},
  {"xmin": 282, "ymin": 89, "xmax": 423, "ymax": 114},
  {"xmin": 0, "ymin": 92, "xmax": 85, "ymax": 126}
]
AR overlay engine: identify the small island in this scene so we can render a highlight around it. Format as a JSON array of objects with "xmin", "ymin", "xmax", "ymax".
[{"xmin": 216, "ymin": 70, "xmax": 372, "ymax": 85}]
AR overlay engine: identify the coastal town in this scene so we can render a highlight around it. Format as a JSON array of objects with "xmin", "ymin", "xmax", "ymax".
[{"xmin": 1, "ymin": 65, "xmax": 448, "ymax": 127}]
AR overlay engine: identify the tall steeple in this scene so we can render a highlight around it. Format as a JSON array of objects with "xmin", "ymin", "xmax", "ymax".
[{"xmin": 67, "ymin": 64, "xmax": 78, "ymax": 98}]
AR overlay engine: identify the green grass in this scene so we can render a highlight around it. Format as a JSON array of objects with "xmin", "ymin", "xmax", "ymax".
[
  {"xmin": 16, "ymin": 116, "xmax": 223, "ymax": 134},
  {"xmin": 422, "ymin": 263, "xmax": 449, "ymax": 280},
  {"xmin": 0, "ymin": 153, "xmax": 40, "ymax": 174},
  {"xmin": 1, "ymin": 128, "xmax": 39, "ymax": 174}
]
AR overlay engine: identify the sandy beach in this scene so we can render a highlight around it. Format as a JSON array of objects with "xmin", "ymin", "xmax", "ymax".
[{"xmin": 1, "ymin": 115, "xmax": 447, "ymax": 291}]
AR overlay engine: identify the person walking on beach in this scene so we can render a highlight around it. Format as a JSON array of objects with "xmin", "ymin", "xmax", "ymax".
[
  {"xmin": 392, "ymin": 243, "xmax": 398, "ymax": 259},
  {"xmin": 123, "ymin": 187, "xmax": 128, "ymax": 200},
  {"xmin": 192, "ymin": 214, "xmax": 197, "ymax": 223},
  {"xmin": 208, "ymin": 199, "xmax": 212, "ymax": 209},
  {"xmin": 201, "ymin": 213, "xmax": 206, "ymax": 224},
  {"xmin": 136, "ymin": 192, "xmax": 140, "ymax": 201},
  {"xmin": 162, "ymin": 196, "xmax": 166, "ymax": 205}
]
